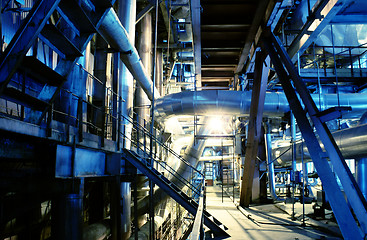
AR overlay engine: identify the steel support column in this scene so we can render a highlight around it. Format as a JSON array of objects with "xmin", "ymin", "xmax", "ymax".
[
  {"xmin": 262, "ymin": 30, "xmax": 365, "ymax": 239},
  {"xmin": 190, "ymin": 0, "xmax": 202, "ymax": 88},
  {"xmin": 240, "ymin": 51, "xmax": 270, "ymax": 207}
]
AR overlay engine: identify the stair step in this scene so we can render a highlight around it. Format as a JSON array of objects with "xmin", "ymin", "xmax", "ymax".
[
  {"xmin": 2, "ymin": 87, "xmax": 49, "ymax": 111},
  {"xmin": 122, "ymin": 148, "xmax": 230, "ymax": 237},
  {"xmin": 57, "ymin": 0, "xmax": 96, "ymax": 36},
  {"xmin": 19, "ymin": 57, "xmax": 65, "ymax": 87},
  {"xmin": 39, "ymin": 24, "xmax": 83, "ymax": 59}
]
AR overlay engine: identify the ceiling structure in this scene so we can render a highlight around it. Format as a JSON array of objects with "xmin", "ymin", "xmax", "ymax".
[{"xmin": 200, "ymin": 0, "xmax": 274, "ymax": 88}]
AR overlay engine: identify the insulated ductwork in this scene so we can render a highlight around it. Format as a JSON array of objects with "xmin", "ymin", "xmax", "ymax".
[
  {"xmin": 273, "ymin": 123, "xmax": 367, "ymax": 166},
  {"xmin": 155, "ymin": 90, "xmax": 367, "ymax": 118},
  {"xmin": 99, "ymin": 9, "xmax": 160, "ymax": 101}
]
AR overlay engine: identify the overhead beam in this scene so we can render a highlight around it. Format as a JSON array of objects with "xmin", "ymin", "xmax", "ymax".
[
  {"xmin": 136, "ymin": 1, "xmax": 155, "ymax": 24},
  {"xmin": 235, "ymin": 0, "xmax": 275, "ymax": 74},
  {"xmin": 287, "ymin": 0, "xmax": 354, "ymax": 62},
  {"xmin": 240, "ymin": 51, "xmax": 270, "ymax": 207}
]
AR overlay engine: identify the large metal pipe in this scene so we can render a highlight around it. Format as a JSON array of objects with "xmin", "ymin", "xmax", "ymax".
[
  {"xmin": 99, "ymin": 8, "xmax": 160, "ymax": 101},
  {"xmin": 116, "ymin": 1, "xmax": 136, "ymax": 239},
  {"xmin": 82, "ymin": 220, "xmax": 111, "ymax": 240},
  {"xmin": 118, "ymin": 0, "xmax": 136, "ymax": 150},
  {"xmin": 135, "ymin": 12, "xmax": 152, "ymax": 124},
  {"xmin": 155, "ymin": 90, "xmax": 367, "ymax": 118},
  {"xmin": 273, "ymin": 123, "xmax": 367, "ymax": 166}
]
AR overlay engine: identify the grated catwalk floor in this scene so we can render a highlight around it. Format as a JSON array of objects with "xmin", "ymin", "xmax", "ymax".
[{"xmin": 203, "ymin": 184, "xmax": 342, "ymax": 240}]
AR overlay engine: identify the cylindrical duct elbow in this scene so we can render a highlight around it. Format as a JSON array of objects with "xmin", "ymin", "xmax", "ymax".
[{"xmin": 99, "ymin": 8, "xmax": 160, "ymax": 101}]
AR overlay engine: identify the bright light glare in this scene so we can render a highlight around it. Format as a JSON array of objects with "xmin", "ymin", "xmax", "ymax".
[{"xmin": 208, "ymin": 116, "xmax": 223, "ymax": 131}]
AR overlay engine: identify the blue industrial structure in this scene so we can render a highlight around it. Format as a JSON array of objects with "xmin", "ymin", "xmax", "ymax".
[{"xmin": 1, "ymin": 0, "xmax": 367, "ymax": 239}]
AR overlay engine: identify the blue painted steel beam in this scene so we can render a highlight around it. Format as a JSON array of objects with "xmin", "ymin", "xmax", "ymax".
[
  {"xmin": 262, "ymin": 32, "xmax": 364, "ymax": 240},
  {"xmin": 267, "ymin": 30, "xmax": 367, "ymax": 236},
  {"xmin": 0, "ymin": 0, "xmax": 61, "ymax": 93},
  {"xmin": 55, "ymin": 145, "xmax": 121, "ymax": 178}
]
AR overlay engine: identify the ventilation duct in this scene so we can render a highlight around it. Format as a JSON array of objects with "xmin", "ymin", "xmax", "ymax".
[
  {"xmin": 99, "ymin": 9, "xmax": 160, "ymax": 101},
  {"xmin": 155, "ymin": 90, "xmax": 367, "ymax": 118},
  {"xmin": 272, "ymin": 123, "xmax": 367, "ymax": 166}
]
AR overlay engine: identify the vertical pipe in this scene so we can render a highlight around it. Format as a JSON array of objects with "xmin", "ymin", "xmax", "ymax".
[
  {"xmin": 118, "ymin": 0, "xmax": 137, "ymax": 150},
  {"xmin": 149, "ymin": 1, "xmax": 159, "ymax": 238},
  {"xmin": 156, "ymin": 49, "xmax": 163, "ymax": 96},
  {"xmin": 291, "ymin": 112, "xmax": 297, "ymax": 219},
  {"xmin": 265, "ymin": 128, "xmax": 284, "ymax": 201},
  {"xmin": 357, "ymin": 158, "xmax": 367, "ymax": 200},
  {"xmin": 121, "ymin": 182, "xmax": 132, "ymax": 239},
  {"xmin": 117, "ymin": 1, "xmax": 136, "ymax": 238},
  {"xmin": 112, "ymin": 52, "xmax": 120, "ymax": 142},
  {"xmin": 93, "ymin": 35, "xmax": 108, "ymax": 136},
  {"xmin": 135, "ymin": 12, "xmax": 152, "ymax": 127}
]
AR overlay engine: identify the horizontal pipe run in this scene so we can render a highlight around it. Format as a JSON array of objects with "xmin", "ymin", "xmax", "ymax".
[
  {"xmin": 273, "ymin": 123, "xmax": 367, "ymax": 166},
  {"xmin": 155, "ymin": 90, "xmax": 367, "ymax": 118}
]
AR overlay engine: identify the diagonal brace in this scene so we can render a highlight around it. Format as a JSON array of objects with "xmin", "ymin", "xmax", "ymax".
[{"xmin": 267, "ymin": 29, "xmax": 367, "ymax": 235}]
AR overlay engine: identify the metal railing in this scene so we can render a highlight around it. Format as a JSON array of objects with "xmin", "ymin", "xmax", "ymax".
[
  {"xmin": 119, "ymin": 112, "xmax": 204, "ymax": 200},
  {"xmin": 0, "ymin": 60, "xmax": 204, "ymax": 202},
  {"xmin": 298, "ymin": 43, "xmax": 367, "ymax": 78}
]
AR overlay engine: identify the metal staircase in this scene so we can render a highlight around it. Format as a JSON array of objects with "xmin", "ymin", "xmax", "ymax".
[
  {"xmin": 122, "ymin": 149, "xmax": 229, "ymax": 237},
  {"xmin": 0, "ymin": 0, "xmax": 115, "ymax": 124},
  {"xmin": 120, "ymin": 115, "xmax": 229, "ymax": 237}
]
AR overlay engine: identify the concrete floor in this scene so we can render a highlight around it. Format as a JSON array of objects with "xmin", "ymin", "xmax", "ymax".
[{"xmin": 204, "ymin": 185, "xmax": 342, "ymax": 240}]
